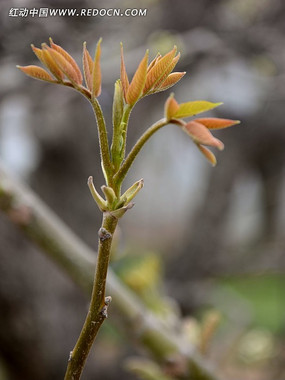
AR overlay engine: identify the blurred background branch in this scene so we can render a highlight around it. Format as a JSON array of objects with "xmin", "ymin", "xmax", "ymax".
[{"xmin": 0, "ymin": 160, "xmax": 221, "ymax": 380}]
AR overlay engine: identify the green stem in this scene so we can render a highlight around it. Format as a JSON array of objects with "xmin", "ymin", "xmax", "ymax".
[
  {"xmin": 114, "ymin": 118, "xmax": 168, "ymax": 186},
  {"xmin": 111, "ymin": 104, "xmax": 132, "ymax": 175},
  {"xmin": 91, "ymin": 99, "xmax": 113, "ymax": 185},
  {"xmin": 64, "ymin": 213, "xmax": 118, "ymax": 380},
  {"xmin": 60, "ymin": 85, "xmax": 114, "ymax": 187}
]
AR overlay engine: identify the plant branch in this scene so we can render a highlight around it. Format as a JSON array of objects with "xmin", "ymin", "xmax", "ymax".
[
  {"xmin": 51, "ymin": 83, "xmax": 113, "ymax": 185},
  {"xmin": 64, "ymin": 212, "xmax": 118, "ymax": 380},
  {"xmin": 0, "ymin": 161, "xmax": 222, "ymax": 380},
  {"xmin": 111, "ymin": 104, "xmax": 132, "ymax": 174},
  {"xmin": 114, "ymin": 118, "xmax": 168, "ymax": 185},
  {"xmin": 118, "ymin": 104, "xmax": 132, "ymax": 165},
  {"xmin": 91, "ymin": 98, "xmax": 113, "ymax": 184}
]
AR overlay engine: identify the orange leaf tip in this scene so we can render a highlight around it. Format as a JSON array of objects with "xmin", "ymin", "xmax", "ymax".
[
  {"xmin": 143, "ymin": 46, "xmax": 177, "ymax": 94},
  {"xmin": 147, "ymin": 53, "xmax": 161, "ymax": 72},
  {"xmin": 92, "ymin": 38, "xmax": 102, "ymax": 98},
  {"xmin": 165, "ymin": 94, "xmax": 179, "ymax": 120},
  {"xmin": 82, "ymin": 41, "xmax": 93, "ymax": 91},
  {"xmin": 48, "ymin": 38, "xmax": 83, "ymax": 85},
  {"xmin": 158, "ymin": 71, "xmax": 186, "ymax": 92},
  {"xmin": 194, "ymin": 118, "xmax": 240, "ymax": 130},
  {"xmin": 183, "ymin": 121, "xmax": 224, "ymax": 150},
  {"xmin": 120, "ymin": 43, "xmax": 129, "ymax": 102},
  {"xmin": 44, "ymin": 44, "xmax": 79, "ymax": 84},
  {"xmin": 126, "ymin": 50, "xmax": 148, "ymax": 105},
  {"xmin": 17, "ymin": 65, "xmax": 54, "ymax": 82},
  {"xmin": 152, "ymin": 52, "xmax": 181, "ymax": 91},
  {"xmin": 40, "ymin": 44, "xmax": 64, "ymax": 81},
  {"xmin": 196, "ymin": 144, "xmax": 217, "ymax": 166},
  {"xmin": 31, "ymin": 44, "xmax": 44, "ymax": 62}
]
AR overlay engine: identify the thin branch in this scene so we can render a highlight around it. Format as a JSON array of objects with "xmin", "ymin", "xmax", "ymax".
[
  {"xmin": 0, "ymin": 161, "xmax": 222, "ymax": 380},
  {"xmin": 91, "ymin": 98, "xmax": 113, "ymax": 184},
  {"xmin": 114, "ymin": 118, "xmax": 168, "ymax": 185},
  {"xmin": 64, "ymin": 213, "xmax": 118, "ymax": 379},
  {"xmin": 111, "ymin": 103, "xmax": 132, "ymax": 174}
]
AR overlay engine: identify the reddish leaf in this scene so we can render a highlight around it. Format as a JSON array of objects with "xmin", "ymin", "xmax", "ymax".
[
  {"xmin": 31, "ymin": 45, "xmax": 45, "ymax": 64},
  {"xmin": 41, "ymin": 46, "xmax": 64, "ymax": 80},
  {"xmin": 194, "ymin": 117, "xmax": 240, "ymax": 130},
  {"xmin": 17, "ymin": 65, "xmax": 54, "ymax": 82},
  {"xmin": 92, "ymin": 38, "xmax": 102, "ymax": 98},
  {"xmin": 143, "ymin": 46, "xmax": 177, "ymax": 94},
  {"xmin": 183, "ymin": 121, "xmax": 224, "ymax": 150},
  {"xmin": 153, "ymin": 53, "xmax": 180, "ymax": 90},
  {"xmin": 157, "ymin": 72, "xmax": 186, "ymax": 92},
  {"xmin": 147, "ymin": 53, "xmax": 161, "ymax": 73},
  {"xmin": 120, "ymin": 43, "xmax": 129, "ymax": 101},
  {"xmin": 82, "ymin": 42, "xmax": 93, "ymax": 91},
  {"xmin": 196, "ymin": 144, "xmax": 217, "ymax": 166},
  {"xmin": 44, "ymin": 45, "xmax": 79, "ymax": 84},
  {"xmin": 126, "ymin": 50, "xmax": 148, "ymax": 105},
  {"xmin": 49, "ymin": 38, "xmax": 82, "ymax": 84},
  {"xmin": 164, "ymin": 95, "xmax": 179, "ymax": 120}
]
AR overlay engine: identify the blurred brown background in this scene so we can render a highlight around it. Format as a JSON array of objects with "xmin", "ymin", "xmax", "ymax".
[{"xmin": 1, "ymin": 0, "xmax": 285, "ymax": 379}]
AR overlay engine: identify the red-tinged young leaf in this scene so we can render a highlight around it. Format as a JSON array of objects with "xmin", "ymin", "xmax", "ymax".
[
  {"xmin": 147, "ymin": 53, "xmax": 161, "ymax": 73},
  {"xmin": 153, "ymin": 53, "xmax": 181, "ymax": 90},
  {"xmin": 157, "ymin": 72, "xmax": 186, "ymax": 92},
  {"xmin": 31, "ymin": 45, "xmax": 45, "ymax": 65},
  {"xmin": 17, "ymin": 65, "xmax": 54, "ymax": 82},
  {"xmin": 92, "ymin": 38, "xmax": 102, "ymax": 98},
  {"xmin": 126, "ymin": 50, "xmax": 148, "ymax": 105},
  {"xmin": 174, "ymin": 101, "xmax": 223, "ymax": 119},
  {"xmin": 164, "ymin": 95, "xmax": 179, "ymax": 120},
  {"xmin": 196, "ymin": 144, "xmax": 217, "ymax": 166},
  {"xmin": 41, "ymin": 47, "xmax": 64, "ymax": 80},
  {"xmin": 49, "ymin": 38, "xmax": 83, "ymax": 84},
  {"xmin": 45, "ymin": 46, "xmax": 79, "ymax": 84},
  {"xmin": 183, "ymin": 121, "xmax": 224, "ymax": 150},
  {"xmin": 194, "ymin": 118, "xmax": 240, "ymax": 130},
  {"xmin": 120, "ymin": 43, "xmax": 129, "ymax": 101},
  {"xmin": 143, "ymin": 46, "xmax": 177, "ymax": 94},
  {"xmin": 82, "ymin": 42, "xmax": 93, "ymax": 91}
]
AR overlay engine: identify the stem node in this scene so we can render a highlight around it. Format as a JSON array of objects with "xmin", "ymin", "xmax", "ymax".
[
  {"xmin": 100, "ymin": 296, "xmax": 112, "ymax": 318},
  {"xmin": 98, "ymin": 227, "xmax": 112, "ymax": 241}
]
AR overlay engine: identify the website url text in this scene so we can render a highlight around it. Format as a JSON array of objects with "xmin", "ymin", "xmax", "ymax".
[{"xmin": 8, "ymin": 8, "xmax": 148, "ymax": 18}]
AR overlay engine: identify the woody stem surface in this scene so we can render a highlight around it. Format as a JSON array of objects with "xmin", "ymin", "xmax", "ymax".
[{"xmin": 64, "ymin": 212, "xmax": 118, "ymax": 380}]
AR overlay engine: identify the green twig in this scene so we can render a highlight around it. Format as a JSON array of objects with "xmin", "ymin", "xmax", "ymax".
[
  {"xmin": 50, "ymin": 83, "xmax": 113, "ymax": 186},
  {"xmin": 91, "ymin": 98, "xmax": 113, "ymax": 185},
  {"xmin": 64, "ymin": 212, "xmax": 118, "ymax": 380},
  {"xmin": 114, "ymin": 118, "xmax": 168, "ymax": 186},
  {"xmin": 111, "ymin": 104, "xmax": 132, "ymax": 174}
]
